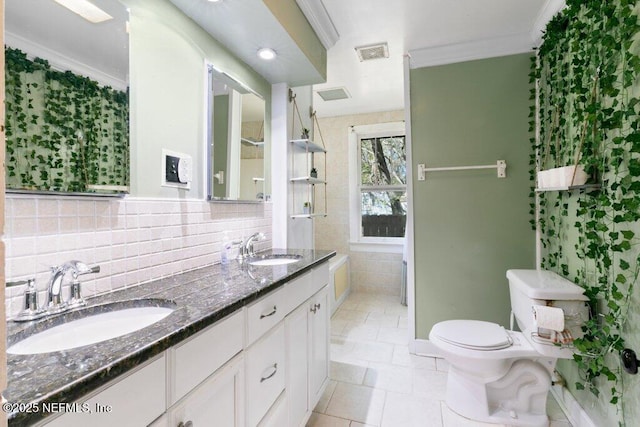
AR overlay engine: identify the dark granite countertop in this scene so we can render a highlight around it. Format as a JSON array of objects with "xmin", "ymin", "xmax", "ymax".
[{"xmin": 4, "ymin": 249, "xmax": 335, "ymax": 426}]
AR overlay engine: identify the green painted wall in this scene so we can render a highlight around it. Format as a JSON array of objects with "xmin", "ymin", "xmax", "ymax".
[{"xmin": 410, "ymin": 54, "xmax": 535, "ymax": 338}]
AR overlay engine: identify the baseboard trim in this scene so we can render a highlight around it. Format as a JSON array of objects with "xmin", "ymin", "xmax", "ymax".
[
  {"xmin": 411, "ymin": 338, "xmax": 441, "ymax": 357},
  {"xmin": 550, "ymin": 385, "xmax": 598, "ymax": 427}
]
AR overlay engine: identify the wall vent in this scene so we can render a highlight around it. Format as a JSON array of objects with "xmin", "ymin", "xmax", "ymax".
[
  {"xmin": 316, "ymin": 87, "xmax": 350, "ymax": 101},
  {"xmin": 355, "ymin": 42, "xmax": 389, "ymax": 61}
]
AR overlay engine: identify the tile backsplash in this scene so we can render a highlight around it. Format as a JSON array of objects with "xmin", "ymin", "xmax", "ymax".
[{"xmin": 3, "ymin": 195, "xmax": 272, "ymax": 318}]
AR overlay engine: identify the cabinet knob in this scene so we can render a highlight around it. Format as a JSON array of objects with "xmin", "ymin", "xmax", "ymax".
[{"xmin": 178, "ymin": 421, "xmax": 193, "ymax": 427}]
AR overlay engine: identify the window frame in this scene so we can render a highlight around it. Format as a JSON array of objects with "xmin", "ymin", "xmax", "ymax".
[{"xmin": 348, "ymin": 122, "xmax": 406, "ymax": 253}]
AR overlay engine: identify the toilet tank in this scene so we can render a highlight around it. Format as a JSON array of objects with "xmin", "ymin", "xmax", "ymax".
[{"xmin": 506, "ymin": 269, "xmax": 589, "ymax": 334}]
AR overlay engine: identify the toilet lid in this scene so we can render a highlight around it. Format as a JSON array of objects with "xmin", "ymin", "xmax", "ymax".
[{"xmin": 433, "ymin": 320, "xmax": 512, "ymax": 350}]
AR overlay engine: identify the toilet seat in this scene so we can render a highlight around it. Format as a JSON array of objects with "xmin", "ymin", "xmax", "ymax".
[{"xmin": 431, "ymin": 320, "xmax": 512, "ymax": 351}]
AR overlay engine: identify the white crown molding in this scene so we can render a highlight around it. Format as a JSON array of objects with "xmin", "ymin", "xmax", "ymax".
[
  {"xmin": 531, "ymin": 0, "xmax": 567, "ymax": 46},
  {"xmin": 296, "ymin": 0, "xmax": 339, "ymax": 49},
  {"xmin": 408, "ymin": 32, "xmax": 536, "ymax": 69},
  {"xmin": 5, "ymin": 31, "xmax": 128, "ymax": 91}
]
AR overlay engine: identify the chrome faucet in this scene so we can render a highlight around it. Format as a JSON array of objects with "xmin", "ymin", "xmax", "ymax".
[
  {"xmin": 47, "ymin": 265, "xmax": 68, "ymax": 313},
  {"xmin": 238, "ymin": 232, "xmax": 266, "ymax": 260},
  {"xmin": 47, "ymin": 260, "xmax": 100, "ymax": 312},
  {"xmin": 10, "ymin": 260, "xmax": 100, "ymax": 322}
]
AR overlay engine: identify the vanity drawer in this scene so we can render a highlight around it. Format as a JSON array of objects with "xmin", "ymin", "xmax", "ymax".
[
  {"xmin": 283, "ymin": 271, "xmax": 312, "ymax": 315},
  {"xmin": 246, "ymin": 287, "xmax": 286, "ymax": 346},
  {"xmin": 45, "ymin": 355, "xmax": 166, "ymax": 427},
  {"xmin": 245, "ymin": 323, "xmax": 286, "ymax": 427},
  {"xmin": 312, "ymin": 262, "xmax": 330, "ymax": 294},
  {"xmin": 171, "ymin": 310, "xmax": 244, "ymax": 404}
]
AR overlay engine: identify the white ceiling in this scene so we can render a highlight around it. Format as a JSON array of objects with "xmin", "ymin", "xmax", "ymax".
[
  {"xmin": 311, "ymin": 0, "xmax": 565, "ymax": 117},
  {"xmin": 5, "ymin": 0, "xmax": 129, "ymax": 90},
  {"xmin": 5, "ymin": 0, "xmax": 564, "ymax": 120},
  {"xmin": 169, "ymin": 0, "xmax": 324, "ymax": 87}
]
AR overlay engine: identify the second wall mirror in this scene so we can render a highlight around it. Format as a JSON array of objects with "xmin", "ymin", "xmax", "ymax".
[{"xmin": 207, "ymin": 65, "xmax": 266, "ymax": 202}]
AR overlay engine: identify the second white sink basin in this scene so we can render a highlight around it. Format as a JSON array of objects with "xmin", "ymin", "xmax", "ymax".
[
  {"xmin": 248, "ymin": 254, "xmax": 302, "ymax": 266},
  {"xmin": 8, "ymin": 305, "xmax": 174, "ymax": 355}
]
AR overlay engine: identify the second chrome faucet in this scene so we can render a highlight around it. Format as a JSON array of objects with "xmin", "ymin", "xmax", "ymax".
[{"xmin": 236, "ymin": 232, "xmax": 266, "ymax": 262}]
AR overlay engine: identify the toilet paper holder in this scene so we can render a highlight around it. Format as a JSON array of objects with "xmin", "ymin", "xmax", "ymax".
[
  {"xmin": 621, "ymin": 349, "xmax": 638, "ymax": 374},
  {"xmin": 532, "ymin": 305, "xmax": 565, "ymax": 331}
]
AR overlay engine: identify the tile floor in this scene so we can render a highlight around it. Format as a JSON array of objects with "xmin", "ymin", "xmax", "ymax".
[{"xmin": 307, "ymin": 292, "xmax": 572, "ymax": 427}]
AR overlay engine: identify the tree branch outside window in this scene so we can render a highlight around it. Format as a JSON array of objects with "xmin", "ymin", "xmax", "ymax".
[{"xmin": 359, "ymin": 135, "xmax": 406, "ymax": 238}]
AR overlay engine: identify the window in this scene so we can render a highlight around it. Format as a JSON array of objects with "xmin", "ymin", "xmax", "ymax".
[{"xmin": 349, "ymin": 122, "xmax": 406, "ymax": 251}]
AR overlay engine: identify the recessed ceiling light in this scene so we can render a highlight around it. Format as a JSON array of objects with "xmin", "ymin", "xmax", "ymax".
[
  {"xmin": 257, "ymin": 48, "xmax": 277, "ymax": 61},
  {"xmin": 53, "ymin": 0, "xmax": 113, "ymax": 23}
]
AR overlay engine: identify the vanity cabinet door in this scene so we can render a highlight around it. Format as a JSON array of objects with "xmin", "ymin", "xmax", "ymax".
[
  {"xmin": 258, "ymin": 391, "xmax": 288, "ymax": 427},
  {"xmin": 168, "ymin": 354, "xmax": 244, "ymax": 427},
  {"xmin": 285, "ymin": 303, "xmax": 310, "ymax": 427},
  {"xmin": 285, "ymin": 285, "xmax": 330, "ymax": 426},
  {"xmin": 309, "ymin": 286, "xmax": 329, "ymax": 406}
]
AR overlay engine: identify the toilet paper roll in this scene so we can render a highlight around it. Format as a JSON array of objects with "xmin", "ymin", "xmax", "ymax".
[{"xmin": 533, "ymin": 305, "xmax": 565, "ymax": 332}]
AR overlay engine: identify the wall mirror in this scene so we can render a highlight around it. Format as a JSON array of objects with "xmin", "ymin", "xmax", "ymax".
[
  {"xmin": 4, "ymin": 0, "xmax": 129, "ymax": 195},
  {"xmin": 207, "ymin": 65, "xmax": 266, "ymax": 202}
]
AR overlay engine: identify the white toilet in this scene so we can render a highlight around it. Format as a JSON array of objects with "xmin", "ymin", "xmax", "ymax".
[{"xmin": 429, "ymin": 269, "xmax": 588, "ymax": 427}]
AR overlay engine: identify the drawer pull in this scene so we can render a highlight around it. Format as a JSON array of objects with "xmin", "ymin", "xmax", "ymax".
[
  {"xmin": 260, "ymin": 363, "xmax": 278, "ymax": 382},
  {"xmin": 260, "ymin": 306, "xmax": 277, "ymax": 319},
  {"xmin": 310, "ymin": 303, "xmax": 321, "ymax": 313},
  {"xmin": 178, "ymin": 421, "xmax": 193, "ymax": 427}
]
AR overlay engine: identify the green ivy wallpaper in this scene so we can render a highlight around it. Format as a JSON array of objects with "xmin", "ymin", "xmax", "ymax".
[
  {"xmin": 533, "ymin": 0, "xmax": 640, "ymax": 424},
  {"xmin": 4, "ymin": 47, "xmax": 129, "ymax": 193}
]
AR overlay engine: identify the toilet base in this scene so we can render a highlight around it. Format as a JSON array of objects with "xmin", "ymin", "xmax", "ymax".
[
  {"xmin": 445, "ymin": 359, "xmax": 551, "ymax": 427},
  {"xmin": 446, "ymin": 404, "xmax": 549, "ymax": 427}
]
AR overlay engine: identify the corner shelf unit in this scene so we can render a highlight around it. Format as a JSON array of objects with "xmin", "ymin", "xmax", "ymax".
[{"xmin": 290, "ymin": 138, "xmax": 327, "ymax": 219}]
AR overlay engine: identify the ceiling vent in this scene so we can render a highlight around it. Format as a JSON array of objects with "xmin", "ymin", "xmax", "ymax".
[
  {"xmin": 316, "ymin": 87, "xmax": 350, "ymax": 101},
  {"xmin": 355, "ymin": 42, "xmax": 389, "ymax": 61}
]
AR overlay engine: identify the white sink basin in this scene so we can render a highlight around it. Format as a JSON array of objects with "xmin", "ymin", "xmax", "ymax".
[
  {"xmin": 8, "ymin": 306, "xmax": 174, "ymax": 355},
  {"xmin": 248, "ymin": 255, "xmax": 302, "ymax": 266}
]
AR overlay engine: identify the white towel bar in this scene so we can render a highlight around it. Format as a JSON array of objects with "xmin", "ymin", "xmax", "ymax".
[{"xmin": 417, "ymin": 160, "xmax": 506, "ymax": 180}]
